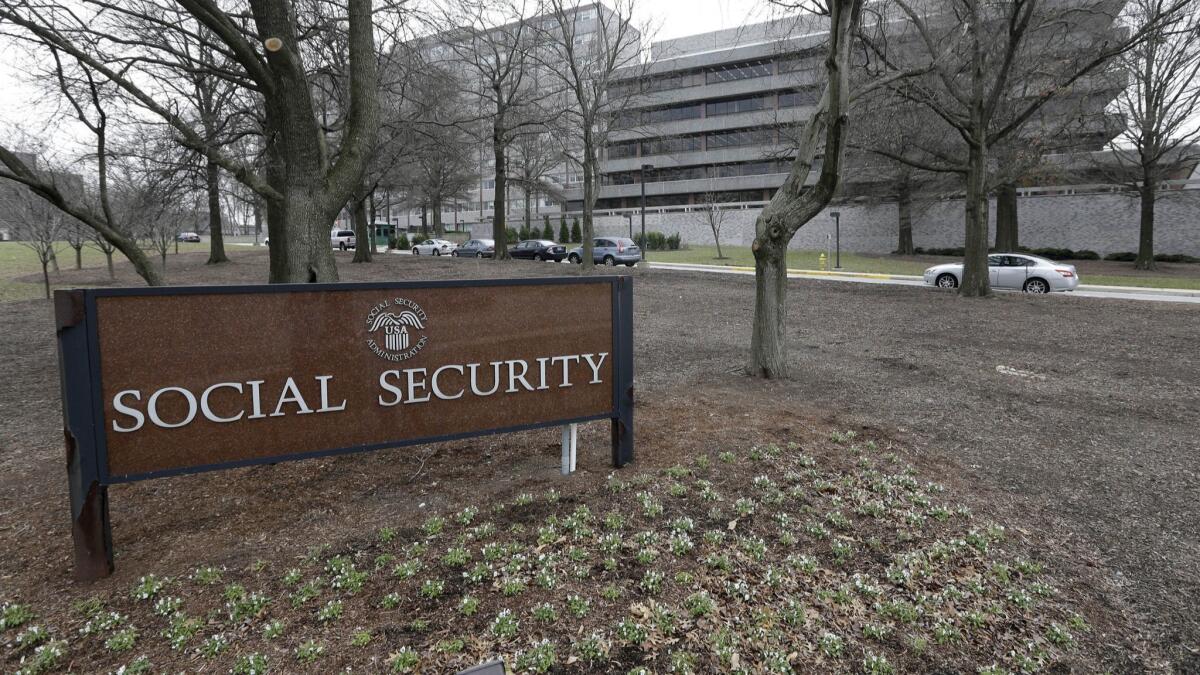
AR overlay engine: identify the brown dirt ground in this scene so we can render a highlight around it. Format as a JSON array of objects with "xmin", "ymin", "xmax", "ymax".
[{"xmin": 1, "ymin": 248, "xmax": 1197, "ymax": 672}]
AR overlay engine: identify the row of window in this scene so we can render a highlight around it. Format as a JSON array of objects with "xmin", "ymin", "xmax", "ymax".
[
  {"xmin": 612, "ymin": 87, "xmax": 821, "ymax": 128},
  {"xmin": 601, "ymin": 159, "xmax": 791, "ymax": 186},
  {"xmin": 610, "ymin": 49, "xmax": 824, "ymax": 97},
  {"xmin": 607, "ymin": 127, "xmax": 779, "ymax": 160}
]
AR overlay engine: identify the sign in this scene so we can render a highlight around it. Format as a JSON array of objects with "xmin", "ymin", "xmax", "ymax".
[{"xmin": 56, "ymin": 277, "xmax": 634, "ymax": 580}]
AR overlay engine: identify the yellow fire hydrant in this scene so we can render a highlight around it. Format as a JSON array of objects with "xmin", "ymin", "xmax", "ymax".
[{"xmin": 818, "ymin": 252, "xmax": 828, "ymax": 271}]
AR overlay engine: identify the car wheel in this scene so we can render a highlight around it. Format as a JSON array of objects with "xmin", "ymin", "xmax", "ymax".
[
  {"xmin": 412, "ymin": 248, "xmax": 419, "ymax": 255},
  {"xmin": 935, "ymin": 273, "xmax": 958, "ymax": 289},
  {"xmin": 537, "ymin": 253, "xmax": 547, "ymax": 261},
  {"xmin": 339, "ymin": 243, "xmax": 346, "ymax": 251},
  {"xmin": 603, "ymin": 256, "xmax": 616, "ymax": 267},
  {"xmin": 451, "ymin": 250, "xmax": 458, "ymax": 257},
  {"xmin": 625, "ymin": 262, "xmax": 635, "ymax": 267},
  {"xmin": 434, "ymin": 249, "xmax": 441, "ymax": 256},
  {"xmin": 569, "ymin": 253, "xmax": 581, "ymax": 264},
  {"xmin": 1023, "ymin": 278, "xmax": 1049, "ymax": 294}
]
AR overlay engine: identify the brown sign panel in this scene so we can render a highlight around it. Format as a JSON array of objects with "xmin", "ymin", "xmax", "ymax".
[{"xmin": 55, "ymin": 277, "xmax": 634, "ymax": 579}]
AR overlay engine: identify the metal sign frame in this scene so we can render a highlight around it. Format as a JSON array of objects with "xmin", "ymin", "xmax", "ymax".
[{"xmin": 55, "ymin": 276, "xmax": 634, "ymax": 580}]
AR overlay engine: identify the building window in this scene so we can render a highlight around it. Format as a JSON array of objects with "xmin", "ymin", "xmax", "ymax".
[
  {"xmin": 705, "ymin": 60, "xmax": 773, "ymax": 84},
  {"xmin": 712, "ymin": 160, "xmax": 784, "ymax": 178},
  {"xmin": 778, "ymin": 49, "xmax": 823, "ymax": 74},
  {"xmin": 641, "ymin": 135, "xmax": 702, "ymax": 156},
  {"xmin": 779, "ymin": 87, "xmax": 821, "ymax": 108},
  {"xmin": 644, "ymin": 70, "xmax": 704, "ymax": 93},
  {"xmin": 644, "ymin": 103, "xmax": 704, "ymax": 123},
  {"xmin": 706, "ymin": 128, "xmax": 775, "ymax": 149},
  {"xmin": 608, "ymin": 140, "xmax": 640, "ymax": 159},
  {"xmin": 706, "ymin": 95, "xmax": 769, "ymax": 117}
]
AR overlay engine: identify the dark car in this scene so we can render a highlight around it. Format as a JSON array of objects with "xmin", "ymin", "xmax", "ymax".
[
  {"xmin": 453, "ymin": 238, "xmax": 496, "ymax": 258},
  {"xmin": 176, "ymin": 232, "xmax": 201, "ymax": 243},
  {"xmin": 510, "ymin": 239, "xmax": 567, "ymax": 262}
]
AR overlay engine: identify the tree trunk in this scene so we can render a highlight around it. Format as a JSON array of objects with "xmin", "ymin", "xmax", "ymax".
[
  {"xmin": 523, "ymin": 185, "xmax": 532, "ymax": 236},
  {"xmin": 420, "ymin": 204, "xmax": 428, "ymax": 238},
  {"xmin": 492, "ymin": 123, "xmax": 510, "ymax": 260},
  {"xmin": 712, "ymin": 216, "xmax": 725, "ymax": 259},
  {"xmin": 41, "ymin": 260, "xmax": 50, "ymax": 299},
  {"xmin": 49, "ymin": 247, "xmax": 59, "ymax": 273},
  {"xmin": 960, "ymin": 140, "xmax": 991, "ymax": 297},
  {"xmin": 580, "ymin": 129, "xmax": 596, "ymax": 270},
  {"xmin": 105, "ymin": 250, "xmax": 114, "ymax": 278},
  {"xmin": 264, "ymin": 188, "xmax": 340, "ymax": 283},
  {"xmin": 253, "ymin": 197, "xmax": 263, "ymax": 243},
  {"xmin": 352, "ymin": 193, "xmax": 372, "ymax": 263},
  {"xmin": 1135, "ymin": 180, "xmax": 1155, "ymax": 270},
  {"xmin": 74, "ymin": 245, "xmax": 83, "ymax": 270},
  {"xmin": 896, "ymin": 179, "xmax": 914, "ymax": 255},
  {"xmin": 994, "ymin": 182, "xmax": 1018, "ymax": 251},
  {"xmin": 205, "ymin": 159, "xmax": 229, "ymax": 264},
  {"xmin": 433, "ymin": 200, "xmax": 444, "ymax": 238},
  {"xmin": 748, "ymin": 234, "xmax": 788, "ymax": 378}
]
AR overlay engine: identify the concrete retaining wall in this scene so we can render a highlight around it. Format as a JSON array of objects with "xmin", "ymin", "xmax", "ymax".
[{"xmin": 470, "ymin": 190, "xmax": 1200, "ymax": 255}]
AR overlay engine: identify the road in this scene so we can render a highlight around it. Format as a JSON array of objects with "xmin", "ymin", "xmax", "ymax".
[{"xmin": 647, "ymin": 261, "xmax": 1200, "ymax": 304}]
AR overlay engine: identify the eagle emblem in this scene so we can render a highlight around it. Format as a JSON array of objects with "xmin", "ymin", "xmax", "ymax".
[{"xmin": 365, "ymin": 299, "xmax": 429, "ymax": 361}]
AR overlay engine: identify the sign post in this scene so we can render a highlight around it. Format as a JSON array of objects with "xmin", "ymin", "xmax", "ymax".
[{"xmin": 55, "ymin": 276, "xmax": 634, "ymax": 580}]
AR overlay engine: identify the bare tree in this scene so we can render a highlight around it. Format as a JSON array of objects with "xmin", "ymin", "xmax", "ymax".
[
  {"xmin": 0, "ymin": 0, "xmax": 381, "ymax": 283},
  {"xmin": 434, "ymin": 0, "xmax": 560, "ymax": 260},
  {"xmin": 1102, "ymin": 0, "xmax": 1200, "ymax": 269},
  {"xmin": 860, "ymin": 0, "xmax": 1184, "ymax": 296},
  {"xmin": 509, "ymin": 126, "xmax": 565, "ymax": 235},
  {"xmin": 1, "ymin": 185, "xmax": 64, "ymax": 299},
  {"xmin": 540, "ymin": 0, "xmax": 646, "ymax": 269},
  {"xmin": 695, "ymin": 189, "xmax": 732, "ymax": 260},
  {"xmin": 88, "ymin": 227, "xmax": 118, "ymax": 278},
  {"xmin": 0, "ymin": 48, "xmax": 163, "ymax": 284},
  {"xmin": 748, "ymin": 0, "xmax": 866, "ymax": 378},
  {"xmin": 63, "ymin": 218, "xmax": 87, "ymax": 270}
]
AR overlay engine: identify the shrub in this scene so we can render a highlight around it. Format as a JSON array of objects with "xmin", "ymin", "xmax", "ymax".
[
  {"xmin": 1018, "ymin": 246, "xmax": 1100, "ymax": 260},
  {"xmin": 518, "ymin": 223, "xmax": 530, "ymax": 240},
  {"xmin": 634, "ymin": 231, "xmax": 672, "ymax": 251},
  {"xmin": 506, "ymin": 227, "xmax": 520, "ymax": 244},
  {"xmin": 571, "ymin": 218, "xmax": 582, "ymax": 243},
  {"xmin": 559, "ymin": 217, "xmax": 570, "ymax": 244},
  {"xmin": 542, "ymin": 216, "xmax": 554, "ymax": 240},
  {"xmin": 1103, "ymin": 251, "xmax": 1136, "ymax": 262},
  {"xmin": 397, "ymin": 233, "xmax": 410, "ymax": 250},
  {"xmin": 913, "ymin": 246, "xmax": 965, "ymax": 257},
  {"xmin": 666, "ymin": 232, "xmax": 682, "ymax": 250},
  {"xmin": 1155, "ymin": 253, "xmax": 1200, "ymax": 263}
]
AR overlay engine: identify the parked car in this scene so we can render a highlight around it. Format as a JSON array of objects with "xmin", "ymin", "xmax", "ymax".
[
  {"xmin": 177, "ymin": 232, "xmax": 201, "ymax": 243},
  {"xmin": 923, "ymin": 253, "xmax": 1079, "ymax": 293},
  {"xmin": 511, "ymin": 239, "xmax": 567, "ymax": 262},
  {"xmin": 452, "ymin": 239, "xmax": 495, "ymax": 258},
  {"xmin": 331, "ymin": 229, "xmax": 357, "ymax": 250},
  {"xmin": 412, "ymin": 239, "xmax": 458, "ymax": 256},
  {"xmin": 567, "ymin": 237, "xmax": 642, "ymax": 267}
]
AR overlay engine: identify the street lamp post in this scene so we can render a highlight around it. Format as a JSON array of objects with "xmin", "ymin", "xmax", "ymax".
[
  {"xmin": 640, "ymin": 163, "xmax": 654, "ymax": 259},
  {"xmin": 830, "ymin": 210, "xmax": 841, "ymax": 270},
  {"xmin": 623, "ymin": 213, "xmax": 633, "ymax": 239}
]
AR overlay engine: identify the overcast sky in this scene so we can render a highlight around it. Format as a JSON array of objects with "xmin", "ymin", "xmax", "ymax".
[
  {"xmin": 0, "ymin": 0, "xmax": 772, "ymax": 135},
  {"xmin": 637, "ymin": 0, "xmax": 767, "ymax": 42}
]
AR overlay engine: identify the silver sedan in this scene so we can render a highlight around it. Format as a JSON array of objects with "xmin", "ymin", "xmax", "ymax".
[{"xmin": 923, "ymin": 254, "xmax": 1080, "ymax": 293}]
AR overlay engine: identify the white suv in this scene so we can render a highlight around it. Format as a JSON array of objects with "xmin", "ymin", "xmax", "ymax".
[{"xmin": 331, "ymin": 229, "xmax": 356, "ymax": 250}]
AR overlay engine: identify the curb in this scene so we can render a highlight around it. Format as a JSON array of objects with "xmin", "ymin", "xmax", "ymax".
[{"xmin": 648, "ymin": 261, "xmax": 918, "ymax": 282}]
